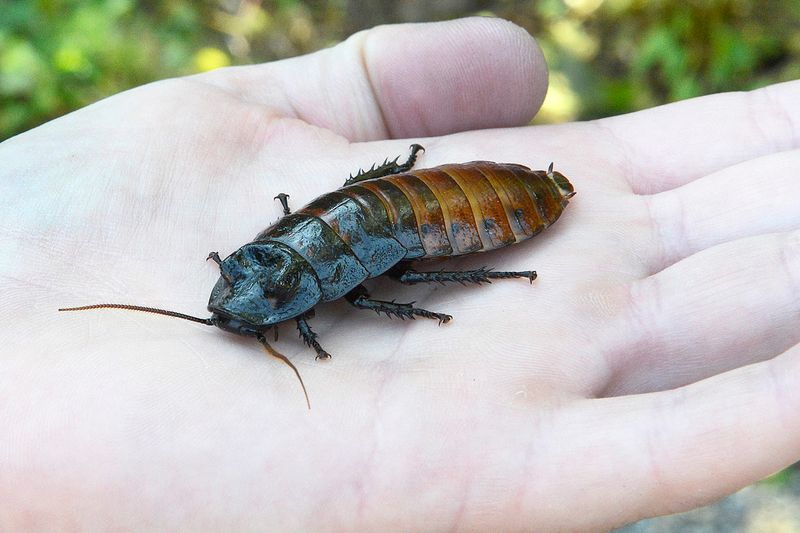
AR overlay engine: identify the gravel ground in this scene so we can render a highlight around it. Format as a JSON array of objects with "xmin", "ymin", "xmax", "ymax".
[{"xmin": 616, "ymin": 467, "xmax": 800, "ymax": 533}]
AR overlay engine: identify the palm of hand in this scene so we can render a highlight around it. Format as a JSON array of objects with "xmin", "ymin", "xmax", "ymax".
[{"xmin": 2, "ymin": 18, "xmax": 798, "ymax": 532}]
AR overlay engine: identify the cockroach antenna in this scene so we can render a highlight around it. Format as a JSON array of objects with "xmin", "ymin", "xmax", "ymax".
[
  {"xmin": 58, "ymin": 303, "xmax": 311, "ymax": 410},
  {"xmin": 58, "ymin": 303, "xmax": 215, "ymax": 325},
  {"xmin": 257, "ymin": 334, "xmax": 311, "ymax": 410}
]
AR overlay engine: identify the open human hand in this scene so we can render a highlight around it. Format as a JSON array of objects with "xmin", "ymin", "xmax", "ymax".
[{"xmin": 1, "ymin": 17, "xmax": 798, "ymax": 531}]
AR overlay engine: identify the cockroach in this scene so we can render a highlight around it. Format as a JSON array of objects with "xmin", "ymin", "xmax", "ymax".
[{"xmin": 60, "ymin": 145, "xmax": 575, "ymax": 408}]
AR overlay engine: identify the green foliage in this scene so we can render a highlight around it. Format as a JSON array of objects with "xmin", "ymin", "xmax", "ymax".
[
  {"xmin": 761, "ymin": 462, "xmax": 799, "ymax": 488},
  {"xmin": 1, "ymin": 0, "xmax": 216, "ymax": 138},
  {"xmin": 2, "ymin": 0, "xmax": 799, "ymax": 139},
  {"xmin": 510, "ymin": 0, "xmax": 800, "ymax": 121}
]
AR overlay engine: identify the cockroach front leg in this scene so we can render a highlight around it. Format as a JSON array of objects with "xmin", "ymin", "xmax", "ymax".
[
  {"xmin": 206, "ymin": 251, "xmax": 236, "ymax": 285},
  {"xmin": 295, "ymin": 311, "xmax": 331, "ymax": 360},
  {"xmin": 274, "ymin": 193, "xmax": 291, "ymax": 215},
  {"xmin": 343, "ymin": 144, "xmax": 425, "ymax": 186},
  {"xmin": 345, "ymin": 284, "xmax": 452, "ymax": 324},
  {"xmin": 390, "ymin": 266, "xmax": 537, "ymax": 285}
]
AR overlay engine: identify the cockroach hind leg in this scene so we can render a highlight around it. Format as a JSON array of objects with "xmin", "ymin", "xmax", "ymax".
[
  {"xmin": 403, "ymin": 143, "xmax": 425, "ymax": 171},
  {"xmin": 274, "ymin": 193, "xmax": 291, "ymax": 216},
  {"xmin": 342, "ymin": 143, "xmax": 426, "ymax": 186},
  {"xmin": 392, "ymin": 267, "xmax": 537, "ymax": 285}
]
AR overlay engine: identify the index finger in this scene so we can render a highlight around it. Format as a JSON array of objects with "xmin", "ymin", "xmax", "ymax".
[{"xmin": 598, "ymin": 80, "xmax": 800, "ymax": 194}]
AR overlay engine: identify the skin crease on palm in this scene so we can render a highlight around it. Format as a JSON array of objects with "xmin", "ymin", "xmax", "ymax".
[{"xmin": 0, "ymin": 15, "xmax": 799, "ymax": 531}]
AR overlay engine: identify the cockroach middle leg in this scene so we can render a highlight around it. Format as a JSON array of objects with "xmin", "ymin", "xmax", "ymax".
[
  {"xmin": 295, "ymin": 312, "xmax": 331, "ymax": 360},
  {"xmin": 345, "ymin": 284, "xmax": 452, "ymax": 324},
  {"xmin": 343, "ymin": 144, "xmax": 425, "ymax": 186},
  {"xmin": 274, "ymin": 193, "xmax": 291, "ymax": 215},
  {"xmin": 390, "ymin": 266, "xmax": 537, "ymax": 285}
]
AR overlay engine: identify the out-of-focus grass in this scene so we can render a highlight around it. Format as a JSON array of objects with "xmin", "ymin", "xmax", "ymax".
[{"xmin": 2, "ymin": 0, "xmax": 799, "ymax": 140}]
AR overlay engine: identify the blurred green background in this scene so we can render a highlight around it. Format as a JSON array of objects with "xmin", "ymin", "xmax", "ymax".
[{"xmin": 2, "ymin": 0, "xmax": 800, "ymax": 141}]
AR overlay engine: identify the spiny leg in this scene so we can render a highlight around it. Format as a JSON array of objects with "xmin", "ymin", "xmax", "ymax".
[
  {"xmin": 343, "ymin": 144, "xmax": 425, "ymax": 186},
  {"xmin": 274, "ymin": 193, "xmax": 291, "ymax": 215},
  {"xmin": 295, "ymin": 311, "xmax": 331, "ymax": 360},
  {"xmin": 391, "ymin": 266, "xmax": 536, "ymax": 285},
  {"xmin": 345, "ymin": 284, "xmax": 452, "ymax": 324},
  {"xmin": 206, "ymin": 251, "xmax": 235, "ymax": 284}
]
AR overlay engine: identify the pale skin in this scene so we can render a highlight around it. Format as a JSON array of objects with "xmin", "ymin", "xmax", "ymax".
[{"xmin": 1, "ymin": 17, "xmax": 799, "ymax": 532}]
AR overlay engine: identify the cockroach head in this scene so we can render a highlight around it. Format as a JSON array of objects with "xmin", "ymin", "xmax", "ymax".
[{"xmin": 207, "ymin": 242, "xmax": 322, "ymax": 333}]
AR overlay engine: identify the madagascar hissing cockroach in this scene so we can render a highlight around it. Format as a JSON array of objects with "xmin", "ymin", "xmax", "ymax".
[{"xmin": 60, "ymin": 145, "xmax": 575, "ymax": 408}]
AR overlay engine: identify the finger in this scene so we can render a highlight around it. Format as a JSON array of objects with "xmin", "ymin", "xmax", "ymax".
[
  {"xmin": 602, "ymin": 230, "xmax": 800, "ymax": 396},
  {"xmin": 596, "ymin": 79, "xmax": 800, "ymax": 194},
  {"xmin": 195, "ymin": 17, "xmax": 548, "ymax": 141},
  {"xmin": 541, "ymin": 342, "xmax": 800, "ymax": 529},
  {"xmin": 645, "ymin": 149, "xmax": 800, "ymax": 271}
]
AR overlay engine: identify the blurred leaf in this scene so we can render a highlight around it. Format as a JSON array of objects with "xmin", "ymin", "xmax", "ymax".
[
  {"xmin": 193, "ymin": 47, "xmax": 231, "ymax": 72},
  {"xmin": 0, "ymin": 39, "xmax": 45, "ymax": 96},
  {"xmin": 53, "ymin": 46, "xmax": 92, "ymax": 75},
  {"xmin": 537, "ymin": 71, "xmax": 581, "ymax": 123},
  {"xmin": 2, "ymin": 0, "xmax": 800, "ymax": 140},
  {"xmin": 762, "ymin": 467, "xmax": 794, "ymax": 488}
]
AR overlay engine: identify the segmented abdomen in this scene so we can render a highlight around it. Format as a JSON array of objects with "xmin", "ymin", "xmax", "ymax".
[
  {"xmin": 344, "ymin": 162, "xmax": 569, "ymax": 259},
  {"xmin": 257, "ymin": 162, "xmax": 570, "ymax": 302}
]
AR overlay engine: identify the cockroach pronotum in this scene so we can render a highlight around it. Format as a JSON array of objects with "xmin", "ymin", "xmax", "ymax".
[{"xmin": 61, "ymin": 145, "xmax": 576, "ymax": 408}]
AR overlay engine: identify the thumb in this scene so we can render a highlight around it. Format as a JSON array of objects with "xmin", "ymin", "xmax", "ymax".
[{"xmin": 197, "ymin": 17, "xmax": 549, "ymax": 141}]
